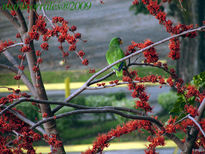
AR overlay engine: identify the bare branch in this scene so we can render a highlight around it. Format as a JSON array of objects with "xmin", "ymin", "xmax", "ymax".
[
  {"xmin": 9, "ymin": 0, "xmax": 28, "ymax": 32},
  {"xmin": 0, "ymin": 64, "xmax": 17, "ymax": 73},
  {"xmin": 0, "ymin": 5, "xmax": 21, "ymax": 29},
  {"xmin": 34, "ymin": 107, "xmax": 184, "ymax": 149},
  {"xmin": 0, "ymin": 42, "xmax": 24, "ymax": 53},
  {"xmin": 85, "ymin": 26, "xmax": 205, "ymax": 86},
  {"xmin": 88, "ymin": 71, "xmax": 115, "ymax": 86},
  {"xmin": 175, "ymin": 114, "xmax": 189, "ymax": 125},
  {"xmin": 187, "ymin": 115, "xmax": 205, "ymax": 138},
  {"xmin": 32, "ymin": 108, "xmax": 163, "ymax": 129},
  {"xmin": 52, "ymin": 84, "xmax": 87, "ymax": 113},
  {"xmin": 39, "ymin": 0, "xmax": 55, "ymax": 28},
  {"xmin": 197, "ymin": 98, "xmax": 205, "ymax": 121},
  {"xmin": 85, "ymin": 80, "xmax": 161, "ymax": 90},
  {"xmin": 2, "ymin": 107, "xmax": 46, "ymax": 134},
  {"xmin": 129, "ymin": 62, "xmax": 175, "ymax": 78},
  {"xmin": 0, "ymin": 98, "xmax": 144, "ymax": 116},
  {"xmin": 28, "ymin": 0, "xmax": 36, "ymax": 32},
  {"xmin": 3, "ymin": 50, "xmax": 36, "ymax": 96},
  {"xmin": 52, "ymin": 26, "xmax": 205, "ymax": 113}
]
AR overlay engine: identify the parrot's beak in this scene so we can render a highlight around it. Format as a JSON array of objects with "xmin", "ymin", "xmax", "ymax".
[{"xmin": 120, "ymin": 40, "xmax": 123, "ymax": 44}]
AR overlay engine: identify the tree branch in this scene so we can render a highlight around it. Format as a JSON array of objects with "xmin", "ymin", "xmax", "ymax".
[
  {"xmin": 181, "ymin": 98, "xmax": 205, "ymax": 153},
  {"xmin": 28, "ymin": 0, "xmax": 36, "ymax": 32},
  {"xmin": 85, "ymin": 26, "xmax": 205, "ymax": 86},
  {"xmin": 197, "ymin": 98, "xmax": 205, "ymax": 121},
  {"xmin": 39, "ymin": 0, "xmax": 55, "ymax": 28},
  {"xmin": 52, "ymin": 26, "xmax": 205, "ymax": 113},
  {"xmin": 32, "ymin": 108, "xmax": 163, "ymax": 129},
  {"xmin": 0, "ymin": 5, "xmax": 21, "ymax": 29},
  {"xmin": 33, "ymin": 107, "xmax": 184, "ymax": 149},
  {"xmin": 0, "ymin": 64, "xmax": 17, "ymax": 73},
  {"xmin": 187, "ymin": 114, "xmax": 205, "ymax": 138},
  {"xmin": 3, "ymin": 50, "xmax": 36, "ymax": 96},
  {"xmin": 129, "ymin": 62, "xmax": 175, "ymax": 78},
  {"xmin": 88, "ymin": 71, "xmax": 115, "ymax": 86},
  {"xmin": 9, "ymin": 0, "xmax": 28, "ymax": 32},
  {"xmin": 0, "ymin": 98, "xmax": 144, "ymax": 116},
  {"xmin": 0, "ymin": 42, "xmax": 24, "ymax": 53},
  {"xmin": 1, "ymin": 107, "xmax": 46, "ymax": 134}
]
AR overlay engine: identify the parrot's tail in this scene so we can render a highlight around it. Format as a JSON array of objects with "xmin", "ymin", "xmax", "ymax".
[{"xmin": 116, "ymin": 69, "xmax": 123, "ymax": 77}]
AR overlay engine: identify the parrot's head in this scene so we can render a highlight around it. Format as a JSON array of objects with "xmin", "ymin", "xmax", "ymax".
[{"xmin": 109, "ymin": 37, "xmax": 123, "ymax": 47}]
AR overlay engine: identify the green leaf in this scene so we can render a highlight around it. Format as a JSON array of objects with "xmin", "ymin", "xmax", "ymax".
[
  {"xmin": 192, "ymin": 71, "xmax": 205, "ymax": 88},
  {"xmin": 169, "ymin": 93, "xmax": 186, "ymax": 116}
]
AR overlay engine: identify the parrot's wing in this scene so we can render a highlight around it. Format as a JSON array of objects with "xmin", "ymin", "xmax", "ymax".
[
  {"xmin": 106, "ymin": 47, "xmax": 125, "ymax": 77},
  {"xmin": 106, "ymin": 47, "xmax": 125, "ymax": 67}
]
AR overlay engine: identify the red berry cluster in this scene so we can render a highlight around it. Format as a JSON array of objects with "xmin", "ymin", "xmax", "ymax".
[
  {"xmin": 0, "ymin": 89, "xmax": 42, "ymax": 153},
  {"xmin": 0, "ymin": 40, "xmax": 15, "ymax": 53},
  {"xmin": 131, "ymin": 0, "xmax": 198, "ymax": 60},
  {"xmin": 128, "ymin": 40, "xmax": 159, "ymax": 63},
  {"xmin": 0, "ymin": 88, "xmax": 30, "ymax": 105},
  {"xmin": 83, "ymin": 120, "xmax": 152, "ymax": 154},
  {"xmin": 43, "ymin": 134, "xmax": 63, "ymax": 152}
]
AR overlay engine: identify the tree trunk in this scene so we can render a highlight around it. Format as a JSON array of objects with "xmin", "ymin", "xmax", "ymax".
[
  {"xmin": 175, "ymin": 0, "xmax": 205, "ymax": 83},
  {"xmin": 19, "ymin": 0, "xmax": 65, "ymax": 152},
  {"xmin": 172, "ymin": 0, "xmax": 205, "ymax": 153},
  {"xmin": 26, "ymin": 40, "xmax": 66, "ymax": 154}
]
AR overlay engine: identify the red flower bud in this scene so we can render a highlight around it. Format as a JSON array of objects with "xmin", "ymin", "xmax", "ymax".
[
  {"xmin": 18, "ymin": 65, "xmax": 25, "ymax": 71},
  {"xmin": 24, "ymin": 37, "xmax": 31, "ymax": 44},
  {"xmin": 74, "ymin": 33, "xmax": 81, "ymax": 39},
  {"xmin": 82, "ymin": 59, "xmax": 89, "ymax": 65},
  {"xmin": 40, "ymin": 42, "xmax": 49, "ymax": 50},
  {"xmin": 35, "ymin": 50, "xmax": 41, "ymax": 56},
  {"xmin": 21, "ymin": 46, "xmax": 31, "ymax": 52},
  {"xmin": 16, "ymin": 33, "xmax": 21, "ymax": 38},
  {"xmin": 69, "ymin": 44, "xmax": 76, "ymax": 51},
  {"xmin": 14, "ymin": 75, "xmax": 21, "ymax": 80},
  {"xmin": 70, "ymin": 25, "xmax": 77, "ymax": 32},
  {"xmin": 78, "ymin": 50, "xmax": 85, "ymax": 57},
  {"xmin": 37, "ymin": 58, "xmax": 43, "ymax": 64},
  {"xmin": 32, "ymin": 65, "xmax": 39, "ymax": 72}
]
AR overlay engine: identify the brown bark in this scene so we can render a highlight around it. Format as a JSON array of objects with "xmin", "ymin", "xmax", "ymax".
[
  {"xmin": 175, "ymin": 0, "xmax": 205, "ymax": 83},
  {"xmin": 1, "ymin": 0, "xmax": 65, "ymax": 153},
  {"xmin": 170, "ymin": 1, "xmax": 205, "ymax": 153},
  {"xmin": 25, "ymin": 0, "xmax": 65, "ymax": 152}
]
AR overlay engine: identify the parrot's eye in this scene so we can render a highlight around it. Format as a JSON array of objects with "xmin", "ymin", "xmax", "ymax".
[{"xmin": 117, "ymin": 38, "xmax": 123, "ymax": 44}]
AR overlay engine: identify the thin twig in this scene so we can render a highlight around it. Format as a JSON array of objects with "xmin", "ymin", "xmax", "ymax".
[
  {"xmin": 3, "ymin": 50, "xmax": 36, "ymax": 96},
  {"xmin": 39, "ymin": 0, "xmax": 55, "ymax": 28},
  {"xmin": 175, "ymin": 115, "xmax": 188, "ymax": 125},
  {"xmin": 129, "ymin": 62, "xmax": 176, "ymax": 78},
  {"xmin": 87, "ymin": 81, "xmax": 141, "ymax": 90},
  {"xmin": 0, "ymin": 64, "xmax": 17, "ymax": 73},
  {"xmin": 0, "ymin": 42, "xmax": 24, "ymax": 53},
  {"xmin": 1, "ymin": 107, "xmax": 46, "ymax": 134},
  {"xmin": 88, "ymin": 71, "xmax": 115, "ymax": 86}
]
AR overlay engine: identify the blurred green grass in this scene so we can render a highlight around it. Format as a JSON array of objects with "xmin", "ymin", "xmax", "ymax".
[{"xmin": 0, "ymin": 66, "xmax": 173, "ymax": 85}]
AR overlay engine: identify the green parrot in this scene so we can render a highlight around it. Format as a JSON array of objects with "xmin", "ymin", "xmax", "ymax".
[{"xmin": 106, "ymin": 37, "xmax": 126, "ymax": 77}]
